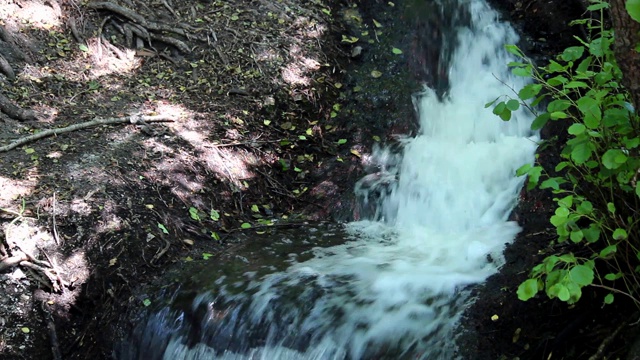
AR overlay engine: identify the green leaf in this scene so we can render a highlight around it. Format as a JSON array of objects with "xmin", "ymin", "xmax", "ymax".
[
  {"xmin": 602, "ymin": 149, "xmax": 627, "ymax": 169},
  {"xmin": 577, "ymin": 201, "xmax": 593, "ymax": 215},
  {"xmin": 143, "ymin": 298, "xmax": 152, "ymax": 307},
  {"xmin": 604, "ymin": 293, "xmax": 614, "ymax": 305},
  {"xmin": 613, "ymin": 228, "xmax": 628, "ymax": 240},
  {"xmin": 493, "ymin": 101, "xmax": 506, "ymax": 115},
  {"xmin": 517, "ymin": 278, "xmax": 540, "ymax": 301},
  {"xmin": 505, "ymin": 44, "xmax": 524, "ymax": 57},
  {"xmin": 79, "ymin": 44, "xmax": 89, "ymax": 52},
  {"xmin": 547, "ymin": 60, "xmax": 567, "ymax": 73},
  {"xmin": 557, "ymin": 285, "xmax": 571, "ymax": 301},
  {"xmin": 561, "ymin": 46, "xmax": 585, "ymax": 61},
  {"xmin": 511, "ymin": 66, "xmax": 531, "ymax": 77},
  {"xmin": 337, "ymin": 139, "xmax": 347, "ymax": 145},
  {"xmin": 202, "ymin": 252, "xmax": 213, "ymax": 260},
  {"xmin": 625, "ymin": 137, "xmax": 640, "ymax": 149},
  {"xmin": 576, "ymin": 56, "xmax": 593, "ymax": 73},
  {"xmin": 559, "ymin": 253, "xmax": 577, "ymax": 263},
  {"xmin": 548, "ymin": 75, "xmax": 568, "ymax": 86},
  {"xmin": 550, "ymin": 214, "xmax": 568, "ymax": 227},
  {"xmin": 555, "ymin": 206, "xmax": 570, "ymax": 218},
  {"xmin": 506, "ymin": 99, "xmax": 520, "ymax": 111},
  {"xmin": 241, "ymin": 222, "xmax": 252, "ymax": 229},
  {"xmin": 485, "ymin": 97, "xmax": 500, "ymax": 108},
  {"xmin": 587, "ymin": 2, "xmax": 609, "ymax": 11},
  {"xmin": 518, "ymin": 84, "xmax": 543, "ymax": 100},
  {"xmin": 526, "ymin": 165, "xmax": 543, "ymax": 189},
  {"xmin": 547, "ymin": 99, "xmax": 571, "ymax": 113},
  {"xmin": 540, "ymin": 177, "xmax": 562, "ymax": 190},
  {"xmin": 583, "ymin": 224, "xmax": 601, "ymax": 243},
  {"xmin": 571, "ymin": 142, "xmax": 592, "ymax": 164},
  {"xmin": 636, "ymin": 182, "xmax": 640, "ymax": 198},
  {"xmin": 158, "ymin": 223, "xmax": 169, "ymax": 234},
  {"xmin": 211, "ymin": 231, "xmax": 220, "ymax": 241},
  {"xmin": 626, "ymin": 0, "xmax": 640, "ymax": 23},
  {"xmin": 189, "ymin": 207, "xmax": 201, "ymax": 221},
  {"xmin": 570, "ymin": 265, "xmax": 594, "ymax": 286},
  {"xmin": 550, "ymin": 111, "xmax": 568, "ymax": 120},
  {"xmin": 531, "ymin": 94, "xmax": 547, "ymax": 107},
  {"xmin": 565, "ymin": 81, "xmax": 588, "ymax": 89},
  {"xmin": 576, "ymin": 96, "xmax": 602, "ymax": 128},
  {"xmin": 590, "ymin": 37, "xmax": 612, "ymax": 57},
  {"xmin": 391, "ymin": 47, "xmax": 403, "ymax": 55},
  {"xmin": 210, "ymin": 209, "xmax": 220, "ymax": 221},
  {"xmin": 341, "ymin": 35, "xmax": 359, "ymax": 44},
  {"xmin": 531, "ymin": 113, "xmax": 550, "ymax": 130},
  {"xmin": 570, "ymin": 230, "xmax": 584, "ymax": 243},
  {"xmin": 600, "ymin": 245, "xmax": 617, "ymax": 259},
  {"xmin": 568, "ymin": 123, "xmax": 586, "ymax": 135},
  {"xmin": 566, "ymin": 282, "xmax": 582, "ymax": 303},
  {"xmin": 607, "ymin": 202, "xmax": 616, "ymax": 214},
  {"xmin": 555, "ymin": 161, "xmax": 570, "ymax": 172},
  {"xmin": 516, "ymin": 163, "xmax": 532, "ymax": 176}
]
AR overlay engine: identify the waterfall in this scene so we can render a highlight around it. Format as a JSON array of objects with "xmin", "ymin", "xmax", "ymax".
[{"xmin": 119, "ymin": 1, "xmax": 538, "ymax": 359}]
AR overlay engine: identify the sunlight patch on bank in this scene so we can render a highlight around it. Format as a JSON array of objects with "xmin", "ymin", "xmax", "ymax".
[{"xmin": 0, "ymin": 0, "xmax": 62, "ymax": 30}]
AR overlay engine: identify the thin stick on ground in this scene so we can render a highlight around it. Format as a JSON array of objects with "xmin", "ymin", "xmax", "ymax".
[
  {"xmin": 52, "ymin": 192, "xmax": 61, "ymax": 246},
  {"xmin": 0, "ymin": 114, "xmax": 176, "ymax": 152}
]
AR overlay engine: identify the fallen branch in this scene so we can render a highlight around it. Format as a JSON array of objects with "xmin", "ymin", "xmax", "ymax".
[{"xmin": 0, "ymin": 114, "xmax": 175, "ymax": 152}]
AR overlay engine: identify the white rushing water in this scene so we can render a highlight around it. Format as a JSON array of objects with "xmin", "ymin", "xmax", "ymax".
[{"xmin": 161, "ymin": 0, "xmax": 538, "ymax": 359}]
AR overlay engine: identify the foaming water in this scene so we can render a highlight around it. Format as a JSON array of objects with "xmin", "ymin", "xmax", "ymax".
[{"xmin": 121, "ymin": 1, "xmax": 538, "ymax": 359}]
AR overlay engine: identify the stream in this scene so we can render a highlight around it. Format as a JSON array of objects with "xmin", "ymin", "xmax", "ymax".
[{"xmin": 117, "ymin": 0, "xmax": 538, "ymax": 358}]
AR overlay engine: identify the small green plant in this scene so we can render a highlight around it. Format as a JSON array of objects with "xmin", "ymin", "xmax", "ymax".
[
  {"xmin": 189, "ymin": 206, "xmax": 201, "ymax": 221},
  {"xmin": 210, "ymin": 209, "xmax": 220, "ymax": 221},
  {"xmin": 490, "ymin": 0, "xmax": 640, "ymax": 306},
  {"xmin": 157, "ymin": 223, "xmax": 169, "ymax": 234}
]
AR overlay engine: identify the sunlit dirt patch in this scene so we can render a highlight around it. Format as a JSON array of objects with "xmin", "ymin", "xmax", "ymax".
[
  {"xmin": 281, "ymin": 44, "xmax": 322, "ymax": 86},
  {"xmin": 0, "ymin": 0, "xmax": 62, "ymax": 30},
  {"xmin": 0, "ymin": 176, "xmax": 36, "ymax": 209}
]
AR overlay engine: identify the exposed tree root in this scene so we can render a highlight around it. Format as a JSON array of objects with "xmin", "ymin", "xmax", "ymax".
[
  {"xmin": 39, "ymin": 300, "xmax": 62, "ymax": 360},
  {"xmin": 0, "ymin": 92, "xmax": 37, "ymax": 121},
  {"xmin": 0, "ymin": 53, "xmax": 15, "ymax": 80},
  {"xmin": 86, "ymin": 1, "xmax": 204, "ymax": 53},
  {"xmin": 0, "ymin": 246, "xmax": 65, "ymax": 292},
  {"xmin": 0, "ymin": 114, "xmax": 176, "ymax": 152},
  {"xmin": 0, "ymin": 253, "xmax": 28, "ymax": 272}
]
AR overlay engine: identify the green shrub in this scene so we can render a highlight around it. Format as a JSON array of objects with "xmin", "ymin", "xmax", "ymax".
[{"xmin": 489, "ymin": 0, "xmax": 640, "ymax": 306}]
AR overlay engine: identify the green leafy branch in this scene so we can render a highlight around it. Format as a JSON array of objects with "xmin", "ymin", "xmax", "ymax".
[{"xmin": 490, "ymin": 0, "xmax": 640, "ymax": 306}]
